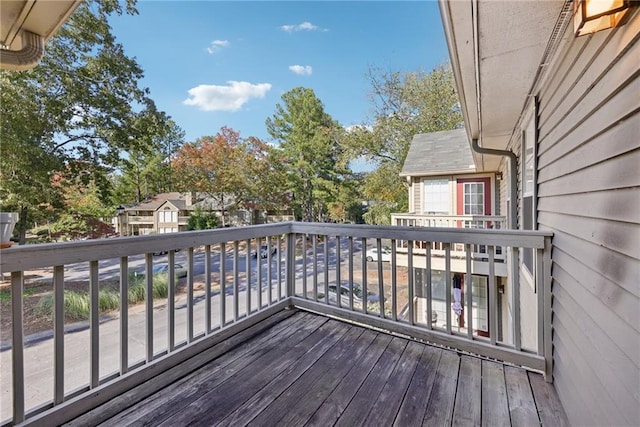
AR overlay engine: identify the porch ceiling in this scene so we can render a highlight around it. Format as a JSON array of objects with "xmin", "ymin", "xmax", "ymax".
[{"xmin": 439, "ymin": 0, "xmax": 566, "ymax": 171}]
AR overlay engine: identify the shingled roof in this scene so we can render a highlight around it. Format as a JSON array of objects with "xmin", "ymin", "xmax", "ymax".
[{"xmin": 400, "ymin": 128, "xmax": 476, "ymax": 177}]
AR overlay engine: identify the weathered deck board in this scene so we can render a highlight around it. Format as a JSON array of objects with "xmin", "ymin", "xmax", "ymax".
[
  {"xmin": 393, "ymin": 344, "xmax": 442, "ymax": 425},
  {"xmin": 529, "ymin": 371, "xmax": 570, "ymax": 426},
  {"xmin": 423, "ymin": 349, "xmax": 460, "ymax": 425},
  {"xmin": 505, "ymin": 365, "xmax": 540, "ymax": 427},
  {"xmin": 158, "ymin": 319, "xmax": 349, "ymax": 426},
  {"xmin": 481, "ymin": 360, "xmax": 510, "ymax": 427},
  {"xmin": 97, "ymin": 312, "xmax": 327, "ymax": 427},
  {"xmin": 65, "ymin": 310, "xmax": 567, "ymax": 427},
  {"xmin": 453, "ymin": 355, "xmax": 482, "ymax": 426},
  {"xmin": 334, "ymin": 337, "xmax": 407, "ymax": 426},
  {"xmin": 305, "ymin": 332, "xmax": 393, "ymax": 426},
  {"xmin": 363, "ymin": 340, "xmax": 423, "ymax": 425}
]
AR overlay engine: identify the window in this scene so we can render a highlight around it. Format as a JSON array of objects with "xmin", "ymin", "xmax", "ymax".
[
  {"xmin": 463, "ymin": 182, "xmax": 485, "ymax": 215},
  {"xmin": 159, "ymin": 209, "xmax": 177, "ymax": 223},
  {"xmin": 521, "ymin": 101, "xmax": 537, "ymax": 276},
  {"xmin": 423, "ymin": 179, "xmax": 450, "ymax": 214}
]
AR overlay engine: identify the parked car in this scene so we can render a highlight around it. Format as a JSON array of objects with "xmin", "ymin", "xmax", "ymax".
[
  {"xmin": 152, "ymin": 262, "xmax": 187, "ymax": 278},
  {"xmin": 365, "ymin": 247, "xmax": 392, "ymax": 262},
  {"xmin": 152, "ymin": 248, "xmax": 181, "ymax": 256},
  {"xmin": 251, "ymin": 244, "xmax": 277, "ymax": 259},
  {"xmin": 324, "ymin": 281, "xmax": 382, "ymax": 306}
]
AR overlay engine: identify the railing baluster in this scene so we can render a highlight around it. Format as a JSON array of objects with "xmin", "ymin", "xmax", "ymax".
[
  {"xmin": 220, "ymin": 242, "xmax": 226, "ymax": 327},
  {"xmin": 119, "ymin": 257, "xmax": 129, "ymax": 374},
  {"xmin": 257, "ymin": 238, "xmax": 263, "ymax": 309},
  {"xmin": 426, "ymin": 242, "xmax": 432, "ymax": 330},
  {"xmin": 246, "ymin": 239, "xmax": 251, "ymax": 314},
  {"xmin": 89, "ymin": 261, "xmax": 99, "ymax": 388},
  {"xmin": 267, "ymin": 238, "xmax": 273, "ymax": 304},
  {"xmin": 391, "ymin": 240, "xmax": 397, "ymax": 321},
  {"xmin": 376, "ymin": 239, "xmax": 384, "ymax": 318},
  {"xmin": 278, "ymin": 234, "xmax": 283, "ymax": 301},
  {"xmin": 361, "ymin": 237, "xmax": 367, "ymax": 315},
  {"xmin": 145, "ymin": 253, "xmax": 153, "ymax": 362},
  {"xmin": 312, "ymin": 235, "xmax": 318, "ymax": 301},
  {"xmin": 408, "ymin": 243, "xmax": 414, "ymax": 325},
  {"xmin": 11, "ymin": 271, "xmax": 25, "ymax": 423},
  {"xmin": 233, "ymin": 241, "xmax": 239, "ymax": 322},
  {"xmin": 187, "ymin": 248, "xmax": 194, "ymax": 342},
  {"xmin": 167, "ymin": 250, "xmax": 175, "ymax": 351},
  {"xmin": 444, "ymin": 243, "xmax": 451, "ymax": 334},
  {"xmin": 205, "ymin": 245, "xmax": 212, "ymax": 333},
  {"xmin": 323, "ymin": 235, "xmax": 329, "ymax": 305},
  {"xmin": 465, "ymin": 244, "xmax": 473, "ymax": 340},
  {"xmin": 512, "ymin": 246, "xmax": 521, "ymax": 350},
  {"xmin": 53, "ymin": 265, "xmax": 64, "ymax": 404},
  {"xmin": 488, "ymin": 246, "xmax": 497, "ymax": 345},
  {"xmin": 336, "ymin": 236, "xmax": 341, "ymax": 309},
  {"xmin": 348, "ymin": 236, "xmax": 354, "ymax": 311},
  {"xmin": 302, "ymin": 234, "xmax": 307, "ymax": 299}
]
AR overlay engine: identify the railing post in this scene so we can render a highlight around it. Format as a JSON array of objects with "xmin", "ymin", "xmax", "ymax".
[
  {"xmin": 53, "ymin": 265, "xmax": 64, "ymax": 404},
  {"xmin": 287, "ymin": 232, "xmax": 296, "ymax": 299},
  {"xmin": 11, "ymin": 271, "xmax": 25, "ymax": 423},
  {"xmin": 542, "ymin": 236, "xmax": 554, "ymax": 382}
]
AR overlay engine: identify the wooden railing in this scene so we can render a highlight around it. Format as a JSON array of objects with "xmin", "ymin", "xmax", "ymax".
[{"xmin": 0, "ymin": 222, "xmax": 552, "ymax": 426}]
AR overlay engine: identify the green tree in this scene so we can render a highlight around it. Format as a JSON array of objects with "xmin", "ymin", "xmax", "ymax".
[
  {"xmin": 187, "ymin": 207, "xmax": 219, "ymax": 230},
  {"xmin": 0, "ymin": 0, "xmax": 168, "ymax": 243},
  {"xmin": 343, "ymin": 64, "xmax": 463, "ymax": 224},
  {"xmin": 266, "ymin": 87, "xmax": 348, "ymax": 222},
  {"xmin": 111, "ymin": 119, "xmax": 184, "ymax": 205},
  {"xmin": 172, "ymin": 127, "xmax": 272, "ymax": 227}
]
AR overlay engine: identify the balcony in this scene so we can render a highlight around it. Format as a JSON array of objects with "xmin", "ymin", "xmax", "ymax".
[{"xmin": 0, "ymin": 222, "xmax": 564, "ymax": 426}]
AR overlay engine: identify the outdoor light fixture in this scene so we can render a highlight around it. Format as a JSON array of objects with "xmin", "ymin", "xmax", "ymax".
[{"xmin": 574, "ymin": 0, "xmax": 634, "ymax": 36}]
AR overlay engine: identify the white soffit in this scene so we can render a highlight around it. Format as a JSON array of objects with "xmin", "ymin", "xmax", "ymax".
[
  {"xmin": 441, "ymin": 0, "xmax": 565, "ymax": 170},
  {"xmin": 1, "ymin": 0, "xmax": 80, "ymax": 50},
  {"xmin": 477, "ymin": 1, "xmax": 564, "ymax": 151}
]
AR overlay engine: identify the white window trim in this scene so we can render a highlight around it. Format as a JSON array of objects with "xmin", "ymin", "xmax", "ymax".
[{"xmin": 423, "ymin": 178, "xmax": 451, "ymax": 214}]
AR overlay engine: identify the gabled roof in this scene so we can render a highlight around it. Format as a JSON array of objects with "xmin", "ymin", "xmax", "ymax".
[
  {"xmin": 400, "ymin": 128, "xmax": 476, "ymax": 177},
  {"xmin": 126, "ymin": 193, "xmax": 194, "ymax": 212}
]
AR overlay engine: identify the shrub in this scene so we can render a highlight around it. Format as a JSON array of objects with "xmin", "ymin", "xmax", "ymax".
[{"xmin": 98, "ymin": 290, "xmax": 120, "ymax": 312}]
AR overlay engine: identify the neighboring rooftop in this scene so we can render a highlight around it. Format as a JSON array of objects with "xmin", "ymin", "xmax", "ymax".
[{"xmin": 400, "ymin": 128, "xmax": 476, "ymax": 177}]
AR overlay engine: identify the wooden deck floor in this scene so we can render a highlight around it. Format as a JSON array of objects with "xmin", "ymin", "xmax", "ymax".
[{"xmin": 66, "ymin": 310, "xmax": 567, "ymax": 427}]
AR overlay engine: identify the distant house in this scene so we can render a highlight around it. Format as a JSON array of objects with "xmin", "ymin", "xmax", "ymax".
[
  {"xmin": 113, "ymin": 192, "xmax": 294, "ymax": 235},
  {"xmin": 114, "ymin": 192, "xmax": 198, "ymax": 236},
  {"xmin": 395, "ymin": 128, "xmax": 502, "ymax": 226},
  {"xmin": 392, "ymin": 128, "xmax": 506, "ymax": 338}
]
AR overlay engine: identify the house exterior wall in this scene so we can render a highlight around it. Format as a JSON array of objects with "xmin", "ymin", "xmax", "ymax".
[
  {"xmin": 408, "ymin": 174, "xmax": 496, "ymax": 215},
  {"xmin": 511, "ymin": 10, "xmax": 639, "ymax": 426}
]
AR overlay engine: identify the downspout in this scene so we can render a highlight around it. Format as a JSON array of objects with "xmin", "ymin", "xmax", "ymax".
[
  {"xmin": 471, "ymin": 139, "xmax": 517, "ymax": 229},
  {"xmin": 0, "ymin": 31, "xmax": 45, "ymax": 71}
]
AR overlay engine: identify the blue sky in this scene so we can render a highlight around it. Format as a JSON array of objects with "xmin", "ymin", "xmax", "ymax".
[{"xmin": 109, "ymin": 1, "xmax": 449, "ymax": 148}]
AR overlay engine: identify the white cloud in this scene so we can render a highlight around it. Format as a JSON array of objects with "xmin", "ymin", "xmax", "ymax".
[
  {"xmin": 280, "ymin": 21, "xmax": 326, "ymax": 32},
  {"xmin": 206, "ymin": 39, "xmax": 229, "ymax": 54},
  {"xmin": 289, "ymin": 65, "xmax": 313, "ymax": 75},
  {"xmin": 183, "ymin": 81, "xmax": 272, "ymax": 112}
]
